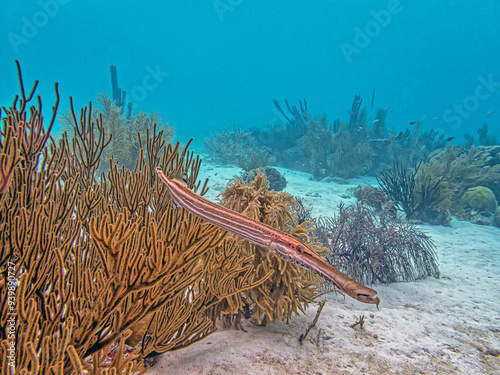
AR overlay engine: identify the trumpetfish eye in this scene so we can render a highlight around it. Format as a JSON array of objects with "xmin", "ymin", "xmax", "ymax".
[{"xmin": 296, "ymin": 245, "xmax": 303, "ymax": 254}]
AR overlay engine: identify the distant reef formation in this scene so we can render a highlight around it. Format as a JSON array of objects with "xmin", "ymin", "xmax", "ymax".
[
  {"xmin": 375, "ymin": 145, "xmax": 500, "ymax": 226},
  {"xmin": 203, "ymin": 96, "xmax": 499, "ymax": 227},
  {"xmin": 203, "ymin": 96, "xmax": 448, "ymax": 179}
]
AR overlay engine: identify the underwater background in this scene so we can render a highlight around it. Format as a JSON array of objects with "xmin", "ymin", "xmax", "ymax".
[
  {"xmin": 2, "ymin": 0, "xmax": 499, "ymax": 147},
  {"xmin": 2, "ymin": 1, "xmax": 500, "ymax": 374}
]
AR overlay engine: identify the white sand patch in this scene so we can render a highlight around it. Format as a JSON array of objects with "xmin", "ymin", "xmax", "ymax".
[{"xmin": 149, "ymin": 162, "xmax": 500, "ymax": 374}]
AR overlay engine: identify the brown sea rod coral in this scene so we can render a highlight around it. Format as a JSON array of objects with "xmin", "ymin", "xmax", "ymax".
[
  {"xmin": 59, "ymin": 90, "xmax": 174, "ymax": 173},
  {"xmin": 0, "ymin": 62, "xmax": 265, "ymax": 374}
]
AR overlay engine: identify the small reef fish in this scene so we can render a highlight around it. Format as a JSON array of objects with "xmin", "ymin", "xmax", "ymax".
[
  {"xmin": 383, "ymin": 106, "xmax": 390, "ymax": 110},
  {"xmin": 155, "ymin": 169, "xmax": 380, "ymax": 307},
  {"xmin": 372, "ymin": 119, "xmax": 379, "ymax": 123},
  {"xmin": 410, "ymin": 121, "xmax": 417, "ymax": 125},
  {"xmin": 447, "ymin": 137, "xmax": 455, "ymax": 141},
  {"xmin": 486, "ymin": 111, "xmax": 494, "ymax": 114},
  {"xmin": 432, "ymin": 117, "xmax": 441, "ymax": 120}
]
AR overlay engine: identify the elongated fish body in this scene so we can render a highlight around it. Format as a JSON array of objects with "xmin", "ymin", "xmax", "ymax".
[{"xmin": 156, "ymin": 169, "xmax": 379, "ymax": 307}]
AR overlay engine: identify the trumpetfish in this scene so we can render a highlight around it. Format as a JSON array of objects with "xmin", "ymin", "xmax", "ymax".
[{"xmin": 155, "ymin": 168, "xmax": 379, "ymax": 307}]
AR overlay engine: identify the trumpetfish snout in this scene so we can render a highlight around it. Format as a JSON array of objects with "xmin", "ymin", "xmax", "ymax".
[
  {"xmin": 155, "ymin": 168, "xmax": 379, "ymax": 307},
  {"xmin": 269, "ymin": 239, "xmax": 379, "ymax": 306}
]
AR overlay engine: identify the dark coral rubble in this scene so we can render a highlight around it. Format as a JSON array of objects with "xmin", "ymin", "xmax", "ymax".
[{"xmin": 242, "ymin": 166, "xmax": 287, "ymax": 191}]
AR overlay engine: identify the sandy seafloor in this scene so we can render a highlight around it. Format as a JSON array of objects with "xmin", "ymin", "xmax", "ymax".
[{"xmin": 149, "ymin": 160, "xmax": 500, "ymax": 375}]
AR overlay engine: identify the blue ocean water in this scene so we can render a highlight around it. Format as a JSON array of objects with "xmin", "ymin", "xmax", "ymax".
[
  {"xmin": 1, "ymin": 0, "xmax": 499, "ymax": 147},
  {"xmin": 2, "ymin": 3, "xmax": 500, "ymax": 374}
]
